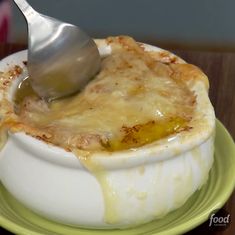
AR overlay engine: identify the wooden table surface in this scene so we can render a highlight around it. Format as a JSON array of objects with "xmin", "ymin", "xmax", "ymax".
[{"xmin": 0, "ymin": 43, "xmax": 234, "ymax": 235}]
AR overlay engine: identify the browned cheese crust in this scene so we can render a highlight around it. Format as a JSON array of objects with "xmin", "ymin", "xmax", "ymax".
[{"xmin": 0, "ymin": 36, "xmax": 209, "ymax": 153}]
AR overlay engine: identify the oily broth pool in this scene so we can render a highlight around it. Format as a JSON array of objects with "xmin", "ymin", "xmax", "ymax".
[{"xmin": 13, "ymin": 74, "xmax": 190, "ymax": 152}]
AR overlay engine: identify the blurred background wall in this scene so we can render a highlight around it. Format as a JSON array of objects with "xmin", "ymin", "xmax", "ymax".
[{"xmin": 9, "ymin": 0, "xmax": 235, "ymax": 51}]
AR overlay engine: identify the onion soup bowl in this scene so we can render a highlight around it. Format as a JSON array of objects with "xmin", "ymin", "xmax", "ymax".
[{"xmin": 0, "ymin": 36, "xmax": 215, "ymax": 229}]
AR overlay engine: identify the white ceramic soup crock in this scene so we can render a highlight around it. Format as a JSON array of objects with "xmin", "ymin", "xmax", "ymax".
[{"xmin": 0, "ymin": 41, "xmax": 215, "ymax": 229}]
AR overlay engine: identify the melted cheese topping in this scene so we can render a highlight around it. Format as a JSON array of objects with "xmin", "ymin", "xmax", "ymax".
[{"xmin": 8, "ymin": 36, "xmax": 198, "ymax": 152}]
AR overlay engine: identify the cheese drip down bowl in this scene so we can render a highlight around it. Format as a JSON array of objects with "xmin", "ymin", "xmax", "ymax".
[{"xmin": 0, "ymin": 37, "xmax": 215, "ymax": 229}]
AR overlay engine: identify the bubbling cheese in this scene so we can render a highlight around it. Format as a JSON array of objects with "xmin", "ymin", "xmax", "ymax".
[{"xmin": 10, "ymin": 36, "xmax": 198, "ymax": 153}]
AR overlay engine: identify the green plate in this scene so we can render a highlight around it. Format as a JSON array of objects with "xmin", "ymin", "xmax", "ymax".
[{"xmin": 0, "ymin": 120, "xmax": 235, "ymax": 235}]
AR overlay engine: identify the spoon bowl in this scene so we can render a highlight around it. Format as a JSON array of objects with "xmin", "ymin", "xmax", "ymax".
[{"xmin": 14, "ymin": 0, "xmax": 101, "ymax": 101}]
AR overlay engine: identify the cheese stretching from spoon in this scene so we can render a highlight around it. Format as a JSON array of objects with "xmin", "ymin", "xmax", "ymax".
[{"xmin": 11, "ymin": 36, "xmax": 199, "ymax": 153}]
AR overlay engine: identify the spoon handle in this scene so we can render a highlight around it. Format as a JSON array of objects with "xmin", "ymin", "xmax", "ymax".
[{"xmin": 13, "ymin": 0, "xmax": 38, "ymax": 21}]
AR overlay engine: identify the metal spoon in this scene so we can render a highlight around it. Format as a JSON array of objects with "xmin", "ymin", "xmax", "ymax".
[{"xmin": 13, "ymin": 0, "xmax": 101, "ymax": 101}]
